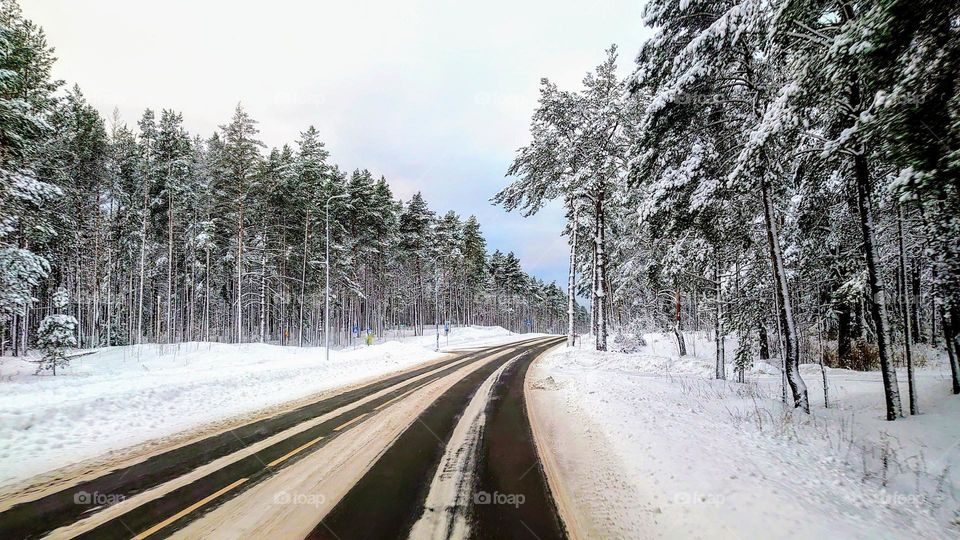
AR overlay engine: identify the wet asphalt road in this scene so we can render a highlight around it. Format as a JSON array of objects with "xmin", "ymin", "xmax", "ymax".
[{"xmin": 309, "ymin": 336, "xmax": 566, "ymax": 540}]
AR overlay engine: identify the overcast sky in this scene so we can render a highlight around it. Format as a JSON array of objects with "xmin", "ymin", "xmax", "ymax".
[{"xmin": 23, "ymin": 0, "xmax": 652, "ymax": 288}]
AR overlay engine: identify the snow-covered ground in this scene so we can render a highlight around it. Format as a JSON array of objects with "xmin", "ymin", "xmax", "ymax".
[
  {"xmin": 0, "ymin": 325, "xmax": 536, "ymax": 493},
  {"xmin": 529, "ymin": 332, "xmax": 960, "ymax": 539}
]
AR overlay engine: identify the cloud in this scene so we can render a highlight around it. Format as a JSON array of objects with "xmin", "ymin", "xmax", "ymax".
[{"xmin": 23, "ymin": 0, "xmax": 651, "ymax": 287}]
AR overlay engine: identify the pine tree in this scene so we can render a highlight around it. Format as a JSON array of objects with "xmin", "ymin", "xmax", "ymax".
[
  {"xmin": 292, "ymin": 126, "xmax": 329, "ymax": 345},
  {"xmin": 773, "ymin": 0, "xmax": 904, "ymax": 418},
  {"xmin": 399, "ymin": 192, "xmax": 435, "ymax": 335},
  {"xmin": 152, "ymin": 110, "xmax": 191, "ymax": 342},
  {"xmin": 216, "ymin": 104, "xmax": 264, "ymax": 343},
  {"xmin": 631, "ymin": 0, "xmax": 811, "ymax": 411},
  {"xmin": 498, "ymin": 47, "xmax": 628, "ymax": 351},
  {"xmin": 36, "ymin": 288, "xmax": 77, "ymax": 375},
  {"xmin": 0, "ymin": 0, "xmax": 61, "ymax": 355}
]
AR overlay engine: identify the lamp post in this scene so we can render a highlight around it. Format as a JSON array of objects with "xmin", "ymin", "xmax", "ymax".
[{"xmin": 325, "ymin": 192, "xmax": 349, "ymax": 362}]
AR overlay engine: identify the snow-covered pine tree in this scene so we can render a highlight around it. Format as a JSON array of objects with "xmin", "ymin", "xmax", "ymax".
[
  {"xmin": 498, "ymin": 47, "xmax": 628, "ymax": 351},
  {"xmin": 216, "ymin": 105, "xmax": 264, "ymax": 343},
  {"xmin": 631, "ymin": 0, "xmax": 810, "ymax": 410},
  {"xmin": 399, "ymin": 193, "xmax": 435, "ymax": 336},
  {"xmin": 153, "ymin": 109, "xmax": 192, "ymax": 343},
  {"xmin": 772, "ymin": 0, "xmax": 905, "ymax": 418},
  {"xmin": 851, "ymin": 0, "xmax": 960, "ymax": 394},
  {"xmin": 36, "ymin": 289, "xmax": 77, "ymax": 375},
  {"xmin": 461, "ymin": 215, "xmax": 487, "ymax": 325},
  {"xmin": 0, "ymin": 1, "xmax": 61, "ymax": 356},
  {"xmin": 292, "ymin": 126, "xmax": 329, "ymax": 345}
]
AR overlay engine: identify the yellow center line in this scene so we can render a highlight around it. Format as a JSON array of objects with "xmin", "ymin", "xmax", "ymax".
[
  {"xmin": 267, "ymin": 435, "xmax": 325, "ymax": 468},
  {"xmin": 374, "ymin": 386, "xmax": 419, "ymax": 411},
  {"xmin": 333, "ymin": 413, "xmax": 368, "ymax": 432},
  {"xmin": 132, "ymin": 477, "xmax": 247, "ymax": 540}
]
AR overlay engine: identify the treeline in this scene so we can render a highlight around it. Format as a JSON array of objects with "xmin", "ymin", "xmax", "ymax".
[
  {"xmin": 497, "ymin": 0, "xmax": 959, "ymax": 420},
  {"xmin": 0, "ymin": 1, "xmax": 587, "ymax": 355}
]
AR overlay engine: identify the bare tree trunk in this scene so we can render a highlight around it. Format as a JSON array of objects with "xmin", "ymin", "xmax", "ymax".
[
  {"xmin": 416, "ymin": 258, "xmax": 424, "ymax": 336},
  {"xmin": 567, "ymin": 204, "xmax": 578, "ymax": 347},
  {"xmin": 675, "ymin": 289, "xmax": 687, "ymax": 356},
  {"xmin": 590, "ymin": 241, "xmax": 597, "ymax": 338},
  {"xmin": 758, "ymin": 322, "xmax": 769, "ymax": 359},
  {"xmin": 853, "ymin": 152, "xmax": 902, "ymax": 420},
  {"xmin": 93, "ymin": 189, "xmax": 101, "ymax": 348},
  {"xmin": 897, "ymin": 205, "xmax": 918, "ymax": 414},
  {"xmin": 714, "ymin": 256, "xmax": 724, "ymax": 379},
  {"xmin": 761, "ymin": 175, "xmax": 809, "ymax": 412},
  {"xmin": 817, "ymin": 312, "xmax": 829, "ymax": 408},
  {"xmin": 930, "ymin": 290, "xmax": 938, "ymax": 347},
  {"xmin": 166, "ymin": 190, "xmax": 173, "ymax": 344},
  {"xmin": 943, "ymin": 307, "xmax": 960, "ymax": 394},
  {"xmin": 106, "ymin": 228, "xmax": 112, "ymax": 347},
  {"xmin": 299, "ymin": 211, "xmax": 309, "ymax": 346},
  {"xmin": 911, "ymin": 260, "xmax": 922, "ymax": 342},
  {"xmin": 236, "ymin": 202, "xmax": 244, "ymax": 344},
  {"xmin": 137, "ymin": 186, "xmax": 148, "ymax": 344},
  {"xmin": 204, "ymin": 248, "xmax": 211, "ymax": 342},
  {"xmin": 259, "ymin": 248, "xmax": 267, "ymax": 343},
  {"xmin": 594, "ymin": 186, "xmax": 607, "ymax": 351}
]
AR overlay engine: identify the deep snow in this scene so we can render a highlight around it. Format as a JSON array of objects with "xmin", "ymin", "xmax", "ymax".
[
  {"xmin": 529, "ymin": 331, "xmax": 960, "ymax": 539},
  {"xmin": 0, "ymin": 325, "xmax": 535, "ymax": 493}
]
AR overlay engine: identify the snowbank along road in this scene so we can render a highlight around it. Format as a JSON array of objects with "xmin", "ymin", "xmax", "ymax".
[{"xmin": 0, "ymin": 335, "xmax": 567, "ymax": 540}]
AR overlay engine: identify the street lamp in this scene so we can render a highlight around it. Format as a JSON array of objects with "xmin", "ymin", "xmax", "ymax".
[{"xmin": 325, "ymin": 192, "xmax": 349, "ymax": 362}]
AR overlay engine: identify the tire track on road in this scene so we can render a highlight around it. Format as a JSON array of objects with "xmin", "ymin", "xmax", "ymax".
[
  {"xmin": 306, "ymin": 337, "xmax": 564, "ymax": 540},
  {"xmin": 0, "ymin": 339, "xmax": 534, "ymax": 539}
]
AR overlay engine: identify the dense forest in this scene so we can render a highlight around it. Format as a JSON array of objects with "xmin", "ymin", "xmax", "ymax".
[
  {"xmin": 3, "ymin": 0, "xmax": 959, "ymax": 424},
  {"xmin": 497, "ymin": 0, "xmax": 959, "ymax": 420},
  {"xmin": 0, "ymin": 1, "xmax": 586, "ymax": 360}
]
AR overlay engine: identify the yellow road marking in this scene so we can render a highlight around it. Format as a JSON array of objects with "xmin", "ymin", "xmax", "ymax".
[
  {"xmin": 132, "ymin": 477, "xmax": 247, "ymax": 540},
  {"xmin": 374, "ymin": 387, "xmax": 418, "ymax": 411},
  {"xmin": 267, "ymin": 435, "xmax": 325, "ymax": 468},
  {"xmin": 333, "ymin": 413, "xmax": 368, "ymax": 432}
]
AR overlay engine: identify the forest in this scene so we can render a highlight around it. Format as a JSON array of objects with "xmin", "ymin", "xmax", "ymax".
[
  {"xmin": 496, "ymin": 0, "xmax": 959, "ymax": 420},
  {"xmin": 0, "ymin": 1, "xmax": 585, "ymax": 364},
  {"xmin": 3, "ymin": 0, "xmax": 959, "ymax": 424}
]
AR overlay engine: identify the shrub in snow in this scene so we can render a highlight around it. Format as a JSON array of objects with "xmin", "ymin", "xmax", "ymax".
[
  {"xmin": 613, "ymin": 319, "xmax": 649, "ymax": 353},
  {"xmin": 848, "ymin": 339, "xmax": 880, "ymax": 371},
  {"xmin": 36, "ymin": 289, "xmax": 77, "ymax": 375}
]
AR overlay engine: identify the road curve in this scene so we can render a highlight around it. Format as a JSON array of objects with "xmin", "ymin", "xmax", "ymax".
[{"xmin": 309, "ymin": 336, "xmax": 567, "ymax": 540}]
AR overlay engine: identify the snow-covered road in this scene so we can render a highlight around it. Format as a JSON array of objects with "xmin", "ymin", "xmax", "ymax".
[
  {"xmin": 0, "ymin": 326, "xmax": 539, "ymax": 494},
  {"xmin": 0, "ymin": 336, "xmax": 565, "ymax": 540}
]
